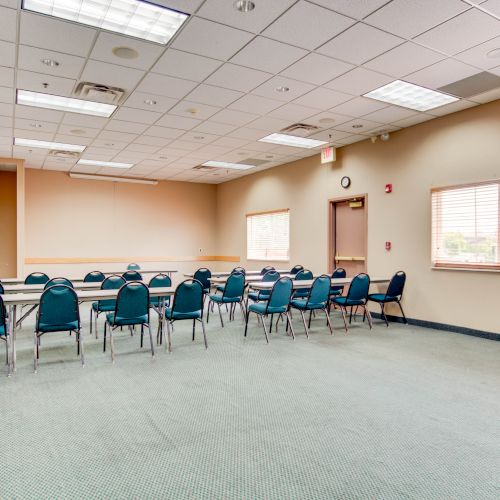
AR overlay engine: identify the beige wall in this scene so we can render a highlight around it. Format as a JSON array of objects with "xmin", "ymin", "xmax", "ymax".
[
  {"xmin": 0, "ymin": 171, "xmax": 17, "ymax": 278},
  {"xmin": 24, "ymin": 170, "xmax": 218, "ymax": 282},
  {"xmin": 216, "ymin": 100, "xmax": 500, "ymax": 333}
]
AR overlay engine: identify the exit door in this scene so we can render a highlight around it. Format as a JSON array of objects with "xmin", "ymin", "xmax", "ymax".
[{"xmin": 329, "ymin": 196, "xmax": 367, "ymax": 276}]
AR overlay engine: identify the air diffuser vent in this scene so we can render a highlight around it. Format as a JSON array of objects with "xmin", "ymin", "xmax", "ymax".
[
  {"xmin": 74, "ymin": 82, "xmax": 125, "ymax": 104},
  {"xmin": 280, "ymin": 123, "xmax": 320, "ymax": 137},
  {"xmin": 49, "ymin": 150, "xmax": 80, "ymax": 159},
  {"xmin": 193, "ymin": 165, "xmax": 218, "ymax": 171},
  {"xmin": 438, "ymin": 72, "xmax": 500, "ymax": 98}
]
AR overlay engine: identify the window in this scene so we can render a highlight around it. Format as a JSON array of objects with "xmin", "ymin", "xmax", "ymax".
[
  {"xmin": 247, "ymin": 209, "xmax": 290, "ymax": 261},
  {"xmin": 431, "ymin": 181, "xmax": 500, "ymax": 270}
]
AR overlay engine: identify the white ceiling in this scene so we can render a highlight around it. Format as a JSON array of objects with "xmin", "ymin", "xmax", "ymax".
[{"xmin": 0, "ymin": 0, "xmax": 499, "ymax": 184}]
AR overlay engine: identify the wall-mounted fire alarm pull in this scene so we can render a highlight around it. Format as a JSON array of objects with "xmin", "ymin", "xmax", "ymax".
[
  {"xmin": 385, "ymin": 184, "xmax": 392, "ymax": 193},
  {"xmin": 385, "ymin": 241, "xmax": 391, "ymax": 251}
]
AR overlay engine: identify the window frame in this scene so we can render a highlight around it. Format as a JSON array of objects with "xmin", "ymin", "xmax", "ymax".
[
  {"xmin": 246, "ymin": 208, "xmax": 290, "ymax": 262},
  {"xmin": 431, "ymin": 179, "xmax": 500, "ymax": 271}
]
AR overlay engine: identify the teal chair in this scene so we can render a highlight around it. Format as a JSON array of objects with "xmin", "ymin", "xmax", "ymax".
[
  {"xmin": 245, "ymin": 277, "xmax": 295, "ymax": 342},
  {"xmin": 215, "ymin": 267, "xmax": 245, "ymax": 295},
  {"xmin": 331, "ymin": 273, "xmax": 372, "ymax": 332},
  {"xmin": 44, "ymin": 277, "xmax": 74, "ymax": 289},
  {"xmin": 34, "ymin": 285, "xmax": 83, "ymax": 372},
  {"xmin": 193, "ymin": 268, "xmax": 211, "ymax": 296},
  {"xmin": 127, "ymin": 263, "xmax": 141, "ymax": 270},
  {"xmin": 290, "ymin": 265, "xmax": 304, "ymax": 275},
  {"xmin": 122, "ymin": 270, "xmax": 142, "ymax": 281},
  {"xmin": 24, "ymin": 272, "xmax": 49, "ymax": 285},
  {"xmin": 329, "ymin": 268, "xmax": 346, "ymax": 299},
  {"xmin": 104, "ymin": 282, "xmax": 153, "ymax": 362},
  {"xmin": 291, "ymin": 275, "xmax": 334, "ymax": 337},
  {"xmin": 247, "ymin": 270, "xmax": 280, "ymax": 305},
  {"xmin": 0, "ymin": 295, "xmax": 10, "ymax": 374},
  {"xmin": 164, "ymin": 280, "xmax": 207, "ymax": 352},
  {"xmin": 84, "ymin": 271, "xmax": 105, "ymax": 283},
  {"xmin": 207, "ymin": 272, "xmax": 246, "ymax": 327},
  {"xmin": 260, "ymin": 266, "xmax": 275, "ymax": 275},
  {"xmin": 90, "ymin": 275, "xmax": 125, "ymax": 338},
  {"xmin": 368, "ymin": 271, "xmax": 407, "ymax": 326},
  {"xmin": 292, "ymin": 269, "xmax": 313, "ymax": 299},
  {"xmin": 0, "ymin": 283, "xmax": 4, "ymax": 294},
  {"xmin": 149, "ymin": 273, "xmax": 172, "ymax": 343}
]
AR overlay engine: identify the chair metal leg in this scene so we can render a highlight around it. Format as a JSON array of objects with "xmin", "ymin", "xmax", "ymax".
[
  {"xmin": 308, "ymin": 310, "xmax": 312, "ymax": 328},
  {"xmin": 398, "ymin": 301, "xmax": 408, "ymax": 324},
  {"xmin": 207, "ymin": 300, "xmax": 211, "ymax": 323},
  {"xmin": 78, "ymin": 329, "xmax": 85, "ymax": 367},
  {"xmin": 199, "ymin": 318, "xmax": 208, "ymax": 349},
  {"xmin": 109, "ymin": 324, "xmax": 116, "ymax": 363},
  {"xmin": 324, "ymin": 308, "xmax": 334, "ymax": 335},
  {"xmin": 103, "ymin": 321, "xmax": 107, "ymax": 352},
  {"xmin": 33, "ymin": 331, "xmax": 38, "ymax": 373},
  {"xmin": 165, "ymin": 320, "xmax": 172, "ymax": 352},
  {"xmin": 269, "ymin": 314, "xmax": 274, "ymax": 333},
  {"xmin": 94, "ymin": 311, "xmax": 99, "ymax": 339},
  {"xmin": 140, "ymin": 324, "xmax": 144, "ymax": 347},
  {"xmin": 381, "ymin": 303, "xmax": 388, "ymax": 327},
  {"xmin": 285, "ymin": 311, "xmax": 295, "ymax": 340},
  {"xmin": 244, "ymin": 310, "xmax": 250, "ymax": 337},
  {"xmin": 217, "ymin": 303, "xmax": 224, "ymax": 328},
  {"xmin": 340, "ymin": 307, "xmax": 349, "ymax": 333},
  {"xmin": 364, "ymin": 306, "xmax": 373, "ymax": 329},
  {"xmin": 192, "ymin": 319, "xmax": 196, "ymax": 341},
  {"xmin": 299, "ymin": 310, "xmax": 310, "ymax": 339},
  {"xmin": 239, "ymin": 301, "xmax": 245, "ymax": 323},
  {"xmin": 261, "ymin": 315, "xmax": 270, "ymax": 343},
  {"xmin": 147, "ymin": 324, "xmax": 154, "ymax": 357},
  {"xmin": 89, "ymin": 308, "xmax": 93, "ymax": 335}
]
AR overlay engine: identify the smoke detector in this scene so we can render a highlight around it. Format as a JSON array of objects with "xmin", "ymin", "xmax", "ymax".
[
  {"xmin": 280, "ymin": 123, "xmax": 319, "ymax": 137},
  {"xmin": 74, "ymin": 82, "xmax": 125, "ymax": 104}
]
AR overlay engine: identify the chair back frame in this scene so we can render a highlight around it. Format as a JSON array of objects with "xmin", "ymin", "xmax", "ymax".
[
  {"xmin": 114, "ymin": 282, "xmax": 150, "ymax": 325},
  {"xmin": 171, "ymin": 279, "xmax": 204, "ymax": 317},
  {"xmin": 264, "ymin": 277, "xmax": 293, "ymax": 315},
  {"xmin": 385, "ymin": 271, "xmax": 406, "ymax": 300},
  {"xmin": 345, "ymin": 273, "xmax": 371, "ymax": 303},
  {"xmin": 36, "ymin": 285, "xmax": 80, "ymax": 334},
  {"xmin": 304, "ymin": 275, "xmax": 331, "ymax": 308}
]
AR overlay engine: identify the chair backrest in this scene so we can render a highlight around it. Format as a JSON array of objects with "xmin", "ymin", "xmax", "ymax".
[
  {"xmin": 260, "ymin": 266, "xmax": 275, "ymax": 275},
  {"xmin": 149, "ymin": 273, "xmax": 172, "ymax": 289},
  {"xmin": 295, "ymin": 269, "xmax": 313, "ymax": 293},
  {"xmin": 232, "ymin": 266, "xmax": 246, "ymax": 275},
  {"xmin": 386, "ymin": 271, "xmax": 406, "ymax": 299},
  {"xmin": 331, "ymin": 267, "xmax": 346, "ymax": 292},
  {"xmin": 0, "ymin": 295, "xmax": 6, "ymax": 330},
  {"xmin": 127, "ymin": 263, "xmax": 141, "ymax": 270},
  {"xmin": 290, "ymin": 265, "xmax": 304, "ymax": 275},
  {"xmin": 98, "ymin": 275, "xmax": 126, "ymax": 309},
  {"xmin": 223, "ymin": 272, "xmax": 245, "ymax": 299},
  {"xmin": 266, "ymin": 277, "xmax": 293, "ymax": 312},
  {"xmin": 44, "ymin": 277, "xmax": 74, "ymax": 290},
  {"xmin": 114, "ymin": 282, "xmax": 150, "ymax": 324},
  {"xmin": 0, "ymin": 282, "xmax": 4, "ymax": 295},
  {"xmin": 122, "ymin": 270, "xmax": 142, "ymax": 281},
  {"xmin": 306, "ymin": 275, "xmax": 331, "ymax": 306},
  {"xmin": 193, "ymin": 268, "xmax": 211, "ymax": 290},
  {"xmin": 84, "ymin": 271, "xmax": 106, "ymax": 283},
  {"xmin": 171, "ymin": 280, "xmax": 204, "ymax": 315},
  {"xmin": 346, "ymin": 273, "xmax": 370, "ymax": 303},
  {"xmin": 37, "ymin": 285, "xmax": 80, "ymax": 331},
  {"xmin": 24, "ymin": 272, "xmax": 49, "ymax": 285},
  {"xmin": 259, "ymin": 270, "xmax": 280, "ymax": 297}
]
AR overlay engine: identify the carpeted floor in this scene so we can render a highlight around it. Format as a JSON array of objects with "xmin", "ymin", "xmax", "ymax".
[{"xmin": 1, "ymin": 305, "xmax": 499, "ymax": 499}]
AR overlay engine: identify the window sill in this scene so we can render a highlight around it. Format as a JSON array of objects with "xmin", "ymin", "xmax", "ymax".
[
  {"xmin": 432, "ymin": 266, "xmax": 500, "ymax": 273},
  {"xmin": 247, "ymin": 259, "xmax": 290, "ymax": 262}
]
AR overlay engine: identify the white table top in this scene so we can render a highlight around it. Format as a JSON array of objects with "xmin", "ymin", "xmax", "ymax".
[
  {"xmin": 249, "ymin": 277, "xmax": 390, "ymax": 290},
  {"xmin": 209, "ymin": 274, "xmax": 297, "ymax": 285},
  {"xmin": 184, "ymin": 269, "xmax": 291, "ymax": 279}
]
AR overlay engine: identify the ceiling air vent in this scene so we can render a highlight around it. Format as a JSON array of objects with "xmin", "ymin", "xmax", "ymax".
[
  {"xmin": 49, "ymin": 150, "xmax": 81, "ymax": 159},
  {"xmin": 74, "ymin": 82, "xmax": 125, "ymax": 104},
  {"xmin": 238, "ymin": 158, "xmax": 268, "ymax": 166},
  {"xmin": 193, "ymin": 165, "xmax": 218, "ymax": 171},
  {"xmin": 280, "ymin": 123, "xmax": 320, "ymax": 137}
]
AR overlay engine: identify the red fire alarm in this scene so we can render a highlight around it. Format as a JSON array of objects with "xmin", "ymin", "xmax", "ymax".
[
  {"xmin": 385, "ymin": 241, "xmax": 391, "ymax": 251},
  {"xmin": 385, "ymin": 183, "xmax": 392, "ymax": 193}
]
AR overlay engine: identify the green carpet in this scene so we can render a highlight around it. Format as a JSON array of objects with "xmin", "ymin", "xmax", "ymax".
[{"xmin": 1, "ymin": 306, "xmax": 499, "ymax": 499}]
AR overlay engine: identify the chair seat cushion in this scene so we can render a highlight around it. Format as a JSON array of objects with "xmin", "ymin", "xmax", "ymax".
[
  {"xmin": 92, "ymin": 302, "xmax": 115, "ymax": 312},
  {"xmin": 165, "ymin": 308, "xmax": 201, "ymax": 320},
  {"xmin": 216, "ymin": 285, "xmax": 225, "ymax": 292},
  {"xmin": 0, "ymin": 325, "xmax": 5, "ymax": 337},
  {"xmin": 293, "ymin": 290, "xmax": 309, "ymax": 298},
  {"xmin": 368, "ymin": 293, "xmax": 398, "ymax": 303},
  {"xmin": 209, "ymin": 294, "xmax": 241, "ymax": 304},
  {"xmin": 248, "ymin": 291, "xmax": 270, "ymax": 302},
  {"xmin": 291, "ymin": 299, "xmax": 327, "ymax": 310},
  {"xmin": 329, "ymin": 289, "xmax": 342, "ymax": 296},
  {"xmin": 106, "ymin": 313, "xmax": 148, "ymax": 326},
  {"xmin": 37, "ymin": 320, "xmax": 79, "ymax": 333},
  {"xmin": 332, "ymin": 297, "xmax": 365, "ymax": 306},
  {"xmin": 249, "ymin": 303, "xmax": 287, "ymax": 315}
]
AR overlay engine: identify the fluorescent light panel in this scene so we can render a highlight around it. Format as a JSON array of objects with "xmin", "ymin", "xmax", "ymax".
[
  {"xmin": 258, "ymin": 133, "xmax": 328, "ymax": 149},
  {"xmin": 69, "ymin": 173, "xmax": 157, "ymax": 185},
  {"xmin": 202, "ymin": 161, "xmax": 255, "ymax": 171},
  {"xmin": 15, "ymin": 137, "xmax": 86, "ymax": 152},
  {"xmin": 23, "ymin": 0, "xmax": 188, "ymax": 45},
  {"xmin": 363, "ymin": 80, "xmax": 458, "ymax": 111},
  {"xmin": 77, "ymin": 159, "xmax": 133, "ymax": 169},
  {"xmin": 17, "ymin": 90, "xmax": 116, "ymax": 117}
]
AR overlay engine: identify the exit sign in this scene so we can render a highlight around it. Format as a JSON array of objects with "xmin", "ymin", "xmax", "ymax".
[{"xmin": 321, "ymin": 146, "xmax": 336, "ymax": 164}]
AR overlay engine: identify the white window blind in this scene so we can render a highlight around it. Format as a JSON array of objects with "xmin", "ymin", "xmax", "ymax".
[
  {"xmin": 247, "ymin": 210, "xmax": 290, "ymax": 261},
  {"xmin": 431, "ymin": 181, "xmax": 500, "ymax": 269}
]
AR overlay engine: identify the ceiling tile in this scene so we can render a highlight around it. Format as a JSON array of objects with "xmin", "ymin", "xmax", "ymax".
[
  {"xmin": 325, "ymin": 67, "xmax": 394, "ymax": 95},
  {"xmin": 91, "ymin": 139, "xmax": 128, "ymax": 150},
  {"xmin": 263, "ymin": 1, "xmax": 356, "ymax": 50},
  {"xmin": 0, "ymin": 85, "xmax": 13, "ymax": 104},
  {"xmin": 267, "ymin": 102, "xmax": 319, "ymax": 121},
  {"xmin": 414, "ymin": 9, "xmax": 500, "ymax": 55},
  {"xmin": 186, "ymin": 84, "xmax": 243, "ymax": 107},
  {"xmin": 14, "ymin": 118, "xmax": 58, "ymax": 133},
  {"xmin": 405, "ymin": 58, "xmax": 481, "ymax": 89},
  {"xmin": 293, "ymin": 87, "xmax": 352, "ymax": 109},
  {"xmin": 57, "ymin": 124, "xmax": 100, "ymax": 138},
  {"xmin": 281, "ymin": 53, "xmax": 354, "ymax": 85},
  {"xmin": 14, "ymin": 128, "xmax": 54, "ymax": 140},
  {"xmin": 152, "ymin": 49, "xmax": 222, "ymax": 81},
  {"xmin": 16, "ymin": 104, "xmax": 63, "ymax": 123},
  {"xmin": 90, "ymin": 32, "xmax": 164, "ymax": 71},
  {"xmin": 169, "ymin": 100, "xmax": 221, "ymax": 120},
  {"xmin": 166, "ymin": 139, "xmax": 202, "ymax": 152},
  {"xmin": 124, "ymin": 92, "xmax": 177, "ymax": 113},
  {"xmin": 155, "ymin": 114, "xmax": 202, "ymax": 130},
  {"xmin": 17, "ymin": 70, "xmax": 76, "ymax": 96},
  {"xmin": 193, "ymin": 121, "xmax": 239, "ymax": 136},
  {"xmin": 333, "ymin": 117, "xmax": 383, "ymax": 133},
  {"xmin": 53, "ymin": 134, "xmax": 93, "ymax": 145},
  {"xmin": 330, "ymin": 96, "xmax": 388, "ymax": 116},
  {"xmin": 468, "ymin": 86, "xmax": 500, "ymax": 103},
  {"xmin": 228, "ymin": 94, "xmax": 282, "ymax": 115},
  {"xmin": 105, "ymin": 119, "xmax": 149, "ymax": 134},
  {"xmin": 172, "ymin": 17, "xmax": 254, "ymax": 60},
  {"xmin": 80, "ymin": 60, "xmax": 145, "ymax": 90},
  {"xmin": 143, "ymin": 126, "xmax": 185, "ymax": 139},
  {"xmin": 307, "ymin": 128, "xmax": 352, "ymax": 142},
  {"xmin": 455, "ymin": 36, "xmax": 500, "ymax": 70},
  {"xmin": 318, "ymin": 23, "xmax": 404, "ymax": 65},
  {"xmin": 62, "ymin": 114, "xmax": 107, "ymax": 128},
  {"xmin": 180, "ymin": 131, "xmax": 220, "ymax": 144},
  {"xmin": 337, "ymin": 134, "xmax": 369, "ymax": 145},
  {"xmin": 245, "ymin": 115, "xmax": 291, "ymax": 132},
  {"xmin": 112, "ymin": 107, "xmax": 162, "ymax": 125},
  {"xmin": 0, "ymin": 6, "xmax": 17, "ymax": 43},
  {"xmin": 0, "ymin": 66, "xmax": 13, "ymax": 87},
  {"xmin": 210, "ymin": 109, "xmax": 260, "ymax": 126},
  {"xmin": 426, "ymin": 99, "xmax": 478, "ymax": 116},
  {"xmin": 210, "ymin": 136, "xmax": 248, "ymax": 149},
  {"xmin": 228, "ymin": 127, "xmax": 271, "ymax": 140},
  {"xmin": 0, "ymin": 40, "xmax": 15, "ymax": 68},
  {"xmin": 150, "ymin": 0, "xmax": 204, "ymax": 14},
  {"xmin": 362, "ymin": 105, "xmax": 420, "ymax": 123},
  {"xmin": 205, "ymin": 63, "xmax": 272, "ymax": 92},
  {"xmin": 20, "ymin": 12, "xmax": 96, "ymax": 57},
  {"xmin": 302, "ymin": 111, "xmax": 352, "ymax": 128},
  {"xmin": 123, "ymin": 143, "xmax": 160, "ymax": 153},
  {"xmin": 364, "ymin": 0, "xmax": 469, "ymax": 38},
  {"xmin": 480, "ymin": 0, "xmax": 500, "ymax": 16},
  {"xmin": 311, "ymin": 0, "xmax": 392, "ymax": 19},
  {"xmin": 98, "ymin": 130, "xmax": 138, "ymax": 142},
  {"xmin": 391, "ymin": 114, "xmax": 435, "ymax": 127},
  {"xmin": 251, "ymin": 76, "xmax": 316, "ymax": 102},
  {"xmin": 136, "ymin": 73, "xmax": 197, "ymax": 99},
  {"xmin": 231, "ymin": 37, "xmax": 308, "ymax": 73},
  {"xmin": 133, "ymin": 135, "xmax": 172, "ymax": 147}
]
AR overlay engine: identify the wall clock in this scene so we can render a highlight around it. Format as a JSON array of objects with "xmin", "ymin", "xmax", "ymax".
[{"xmin": 341, "ymin": 176, "xmax": 351, "ymax": 189}]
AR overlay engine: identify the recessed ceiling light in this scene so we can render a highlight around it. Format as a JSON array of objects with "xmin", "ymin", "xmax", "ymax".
[
  {"xmin": 14, "ymin": 137, "xmax": 86, "ymax": 153},
  {"xmin": 17, "ymin": 90, "xmax": 116, "ymax": 117},
  {"xmin": 364, "ymin": 80, "xmax": 458, "ymax": 111},
  {"xmin": 77, "ymin": 159, "xmax": 133, "ymax": 169},
  {"xmin": 22, "ymin": 0, "xmax": 188, "ymax": 45},
  {"xmin": 30, "ymin": 123, "xmax": 42, "ymax": 128},
  {"xmin": 352, "ymin": 124, "xmax": 363, "ymax": 129},
  {"xmin": 318, "ymin": 118, "xmax": 335, "ymax": 125},
  {"xmin": 202, "ymin": 161, "xmax": 255, "ymax": 170},
  {"xmin": 112, "ymin": 46, "xmax": 139, "ymax": 59},
  {"xmin": 143, "ymin": 99, "xmax": 157, "ymax": 106},
  {"xmin": 194, "ymin": 136, "xmax": 205, "ymax": 140},
  {"xmin": 70, "ymin": 129, "xmax": 86, "ymax": 135},
  {"xmin": 275, "ymin": 86, "xmax": 290, "ymax": 93},
  {"xmin": 486, "ymin": 48, "xmax": 500, "ymax": 59},
  {"xmin": 258, "ymin": 133, "xmax": 328, "ymax": 149},
  {"xmin": 234, "ymin": 0, "xmax": 256, "ymax": 12},
  {"xmin": 41, "ymin": 58, "xmax": 59, "ymax": 67}
]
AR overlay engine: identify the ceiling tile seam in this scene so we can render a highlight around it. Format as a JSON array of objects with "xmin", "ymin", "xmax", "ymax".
[{"xmin": 464, "ymin": 0, "xmax": 500, "ymax": 21}]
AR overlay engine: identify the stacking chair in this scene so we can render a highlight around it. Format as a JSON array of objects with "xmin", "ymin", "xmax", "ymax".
[
  {"xmin": 34, "ymin": 285, "xmax": 84, "ymax": 372},
  {"xmin": 331, "ymin": 273, "xmax": 372, "ymax": 332},
  {"xmin": 368, "ymin": 271, "xmax": 407, "ymax": 326},
  {"xmin": 290, "ymin": 265, "xmax": 304, "ymax": 275},
  {"xmin": 90, "ymin": 275, "xmax": 125, "ymax": 338},
  {"xmin": 24, "ymin": 272, "xmax": 49, "ymax": 285},
  {"xmin": 247, "ymin": 270, "xmax": 280, "ymax": 305},
  {"xmin": 291, "ymin": 275, "xmax": 334, "ymax": 337},
  {"xmin": 84, "ymin": 271, "xmax": 106, "ymax": 283},
  {"xmin": 0, "ymin": 283, "xmax": 4, "ymax": 294},
  {"xmin": 207, "ymin": 272, "xmax": 246, "ymax": 327},
  {"xmin": 292, "ymin": 269, "xmax": 313, "ymax": 299},
  {"xmin": 260, "ymin": 266, "xmax": 275, "ymax": 275},
  {"xmin": 104, "ymin": 282, "xmax": 153, "ymax": 362},
  {"xmin": 245, "ymin": 277, "xmax": 295, "ymax": 343},
  {"xmin": 122, "ymin": 270, "xmax": 142, "ymax": 281},
  {"xmin": 164, "ymin": 280, "xmax": 207, "ymax": 352},
  {"xmin": 44, "ymin": 277, "xmax": 74, "ymax": 289},
  {"xmin": 148, "ymin": 273, "xmax": 172, "ymax": 343},
  {"xmin": 127, "ymin": 263, "xmax": 141, "ymax": 270},
  {"xmin": 193, "ymin": 268, "xmax": 211, "ymax": 295},
  {"xmin": 215, "ymin": 267, "xmax": 245, "ymax": 295},
  {"xmin": 0, "ymin": 295, "xmax": 10, "ymax": 373},
  {"xmin": 329, "ymin": 268, "xmax": 346, "ymax": 300}
]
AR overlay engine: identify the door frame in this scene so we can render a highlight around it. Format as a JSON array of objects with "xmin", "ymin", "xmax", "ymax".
[{"xmin": 327, "ymin": 194, "xmax": 368, "ymax": 274}]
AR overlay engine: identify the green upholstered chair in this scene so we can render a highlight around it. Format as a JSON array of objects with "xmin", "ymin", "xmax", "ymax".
[
  {"xmin": 260, "ymin": 266, "xmax": 275, "ymax": 275},
  {"xmin": 90, "ymin": 275, "xmax": 125, "ymax": 339},
  {"xmin": 34, "ymin": 285, "xmax": 83, "ymax": 372},
  {"xmin": 0, "ymin": 282, "xmax": 4, "ymax": 294},
  {"xmin": 247, "ymin": 270, "xmax": 280, "ymax": 305},
  {"xmin": 207, "ymin": 272, "xmax": 246, "ymax": 327},
  {"xmin": 291, "ymin": 275, "xmax": 334, "ymax": 337},
  {"xmin": 127, "ymin": 263, "xmax": 141, "ymax": 270},
  {"xmin": 104, "ymin": 282, "xmax": 153, "ymax": 362},
  {"xmin": 122, "ymin": 270, "xmax": 143, "ymax": 282},
  {"xmin": 0, "ymin": 295, "xmax": 10, "ymax": 373},
  {"xmin": 24, "ymin": 273, "xmax": 49, "ymax": 285},
  {"xmin": 331, "ymin": 273, "xmax": 372, "ymax": 332},
  {"xmin": 330, "ymin": 267, "xmax": 346, "ymax": 299},
  {"xmin": 44, "ymin": 277, "xmax": 74, "ymax": 290},
  {"xmin": 292, "ymin": 269, "xmax": 313, "ymax": 299},
  {"xmin": 84, "ymin": 271, "xmax": 106, "ymax": 283},
  {"xmin": 164, "ymin": 280, "xmax": 207, "ymax": 352},
  {"xmin": 244, "ymin": 277, "xmax": 295, "ymax": 343},
  {"xmin": 193, "ymin": 268, "xmax": 212, "ymax": 296},
  {"xmin": 368, "ymin": 271, "xmax": 407, "ymax": 326},
  {"xmin": 290, "ymin": 265, "xmax": 304, "ymax": 275},
  {"xmin": 148, "ymin": 273, "xmax": 172, "ymax": 343},
  {"xmin": 215, "ymin": 267, "xmax": 245, "ymax": 295}
]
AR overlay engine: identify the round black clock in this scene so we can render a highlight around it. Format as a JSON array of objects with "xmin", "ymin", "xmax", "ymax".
[{"xmin": 341, "ymin": 176, "xmax": 351, "ymax": 189}]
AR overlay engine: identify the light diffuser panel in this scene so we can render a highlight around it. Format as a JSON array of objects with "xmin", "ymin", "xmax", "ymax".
[
  {"xmin": 258, "ymin": 133, "xmax": 328, "ymax": 149},
  {"xmin": 77, "ymin": 159, "xmax": 133, "ymax": 168},
  {"xmin": 202, "ymin": 161, "xmax": 255, "ymax": 170},
  {"xmin": 15, "ymin": 137, "xmax": 86, "ymax": 152}
]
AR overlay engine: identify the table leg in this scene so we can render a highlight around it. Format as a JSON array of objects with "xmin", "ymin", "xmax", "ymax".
[{"xmin": 10, "ymin": 305, "xmax": 17, "ymax": 373}]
